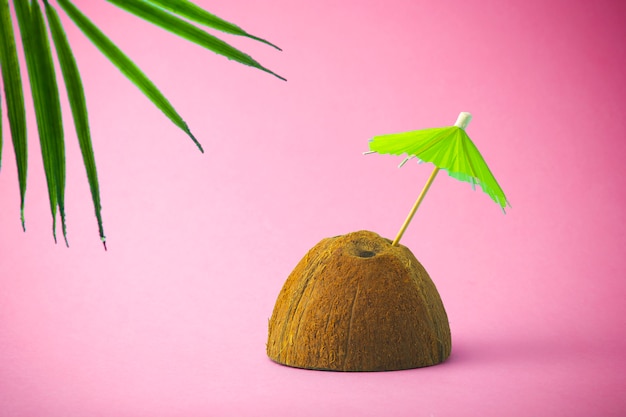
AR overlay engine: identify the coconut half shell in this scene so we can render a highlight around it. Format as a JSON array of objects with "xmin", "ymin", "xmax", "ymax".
[{"xmin": 267, "ymin": 230, "xmax": 451, "ymax": 371}]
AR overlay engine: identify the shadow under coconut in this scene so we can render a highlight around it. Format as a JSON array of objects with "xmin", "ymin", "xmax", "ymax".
[{"xmin": 444, "ymin": 332, "xmax": 576, "ymax": 368}]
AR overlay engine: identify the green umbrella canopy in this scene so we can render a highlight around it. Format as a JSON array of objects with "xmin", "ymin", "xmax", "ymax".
[{"xmin": 367, "ymin": 112, "xmax": 510, "ymax": 245}]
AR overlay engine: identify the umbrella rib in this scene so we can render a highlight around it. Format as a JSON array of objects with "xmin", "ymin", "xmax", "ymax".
[
  {"xmin": 457, "ymin": 130, "xmax": 477, "ymax": 186},
  {"xmin": 460, "ymin": 133, "xmax": 508, "ymax": 209}
]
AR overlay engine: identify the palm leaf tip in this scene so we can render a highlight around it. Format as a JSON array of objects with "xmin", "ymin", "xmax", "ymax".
[
  {"xmin": 260, "ymin": 67, "xmax": 286, "ymax": 82},
  {"xmin": 146, "ymin": 0, "xmax": 283, "ymax": 51},
  {"xmin": 248, "ymin": 34, "xmax": 282, "ymax": 52},
  {"xmin": 185, "ymin": 126, "xmax": 204, "ymax": 153}
]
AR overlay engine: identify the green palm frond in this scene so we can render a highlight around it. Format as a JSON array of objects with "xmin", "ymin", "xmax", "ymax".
[
  {"xmin": 0, "ymin": 0, "xmax": 284, "ymax": 249},
  {"xmin": 57, "ymin": 0, "xmax": 204, "ymax": 152},
  {"xmin": 45, "ymin": 1, "xmax": 106, "ymax": 248},
  {"xmin": 106, "ymin": 0, "xmax": 286, "ymax": 80},
  {"xmin": 0, "ymin": 0, "xmax": 28, "ymax": 230},
  {"xmin": 18, "ymin": 0, "xmax": 68, "ymax": 245},
  {"xmin": 146, "ymin": 0, "xmax": 282, "ymax": 50}
]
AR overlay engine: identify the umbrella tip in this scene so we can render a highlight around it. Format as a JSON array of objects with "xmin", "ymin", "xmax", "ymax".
[{"xmin": 454, "ymin": 112, "xmax": 472, "ymax": 130}]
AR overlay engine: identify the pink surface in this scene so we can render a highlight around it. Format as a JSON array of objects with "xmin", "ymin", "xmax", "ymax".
[{"xmin": 1, "ymin": 0, "xmax": 625, "ymax": 415}]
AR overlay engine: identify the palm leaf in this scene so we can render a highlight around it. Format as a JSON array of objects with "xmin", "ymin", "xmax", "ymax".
[
  {"xmin": 44, "ymin": 0, "xmax": 106, "ymax": 249},
  {"xmin": 1, "ymin": 0, "xmax": 283, "ymax": 247},
  {"xmin": 147, "ymin": 0, "xmax": 282, "ymax": 50},
  {"xmin": 106, "ymin": 0, "xmax": 286, "ymax": 81},
  {"xmin": 15, "ymin": 0, "xmax": 68, "ymax": 245},
  {"xmin": 0, "ymin": 0, "xmax": 28, "ymax": 230},
  {"xmin": 57, "ymin": 0, "xmax": 204, "ymax": 152}
]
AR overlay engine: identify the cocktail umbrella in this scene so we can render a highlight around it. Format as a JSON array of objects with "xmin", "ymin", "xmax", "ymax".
[{"xmin": 367, "ymin": 112, "xmax": 509, "ymax": 246}]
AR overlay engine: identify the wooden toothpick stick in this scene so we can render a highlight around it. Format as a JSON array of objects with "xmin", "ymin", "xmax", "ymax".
[{"xmin": 392, "ymin": 166, "xmax": 440, "ymax": 246}]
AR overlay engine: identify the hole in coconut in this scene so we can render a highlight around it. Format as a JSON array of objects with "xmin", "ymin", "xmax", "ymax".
[{"xmin": 357, "ymin": 250, "xmax": 376, "ymax": 258}]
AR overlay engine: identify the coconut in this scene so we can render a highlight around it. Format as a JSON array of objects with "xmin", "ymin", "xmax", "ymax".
[{"xmin": 267, "ymin": 230, "xmax": 451, "ymax": 371}]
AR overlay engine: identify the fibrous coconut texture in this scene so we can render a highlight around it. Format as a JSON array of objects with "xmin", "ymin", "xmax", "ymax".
[{"xmin": 267, "ymin": 230, "xmax": 451, "ymax": 371}]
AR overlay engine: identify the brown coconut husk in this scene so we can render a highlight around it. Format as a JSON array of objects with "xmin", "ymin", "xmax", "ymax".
[{"xmin": 267, "ymin": 230, "xmax": 451, "ymax": 371}]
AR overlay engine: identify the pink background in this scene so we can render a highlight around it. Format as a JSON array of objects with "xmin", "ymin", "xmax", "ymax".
[{"xmin": 1, "ymin": 0, "xmax": 625, "ymax": 415}]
